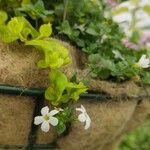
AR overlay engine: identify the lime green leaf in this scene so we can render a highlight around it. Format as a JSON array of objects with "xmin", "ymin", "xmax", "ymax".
[
  {"xmin": 7, "ymin": 17, "xmax": 25, "ymax": 40},
  {"xmin": 26, "ymin": 39, "xmax": 71, "ymax": 69},
  {"xmin": 0, "ymin": 11, "xmax": 8, "ymax": 25},
  {"xmin": 66, "ymin": 82, "xmax": 88, "ymax": 101},
  {"xmin": 0, "ymin": 16, "xmax": 39, "ymax": 43},
  {"xmin": 25, "ymin": 39, "xmax": 53, "ymax": 51},
  {"xmin": 59, "ymin": 94, "xmax": 69, "ymax": 103},
  {"xmin": 45, "ymin": 87, "xmax": 58, "ymax": 101},
  {"xmin": 45, "ymin": 70, "xmax": 68, "ymax": 106},
  {"xmin": 0, "ymin": 25, "xmax": 18, "ymax": 42},
  {"xmin": 49, "ymin": 70, "xmax": 68, "ymax": 94},
  {"xmin": 39, "ymin": 23, "xmax": 52, "ymax": 38}
]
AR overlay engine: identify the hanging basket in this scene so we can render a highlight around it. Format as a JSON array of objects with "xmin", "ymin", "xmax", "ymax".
[{"xmin": 0, "ymin": 42, "xmax": 150, "ymax": 150}]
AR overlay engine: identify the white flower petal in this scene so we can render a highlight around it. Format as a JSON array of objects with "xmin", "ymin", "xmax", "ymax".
[
  {"xmin": 81, "ymin": 105, "xmax": 86, "ymax": 112},
  {"xmin": 76, "ymin": 108, "xmax": 83, "ymax": 112},
  {"xmin": 41, "ymin": 121, "xmax": 50, "ymax": 132},
  {"xmin": 76, "ymin": 105, "xmax": 86, "ymax": 113},
  {"xmin": 41, "ymin": 106, "xmax": 49, "ymax": 116},
  {"xmin": 85, "ymin": 115, "xmax": 91, "ymax": 130},
  {"xmin": 49, "ymin": 110, "xmax": 59, "ymax": 117},
  {"xmin": 138, "ymin": 55, "xmax": 150, "ymax": 68},
  {"xmin": 34, "ymin": 116, "xmax": 44, "ymax": 125},
  {"xmin": 113, "ymin": 12, "xmax": 132, "ymax": 24},
  {"xmin": 78, "ymin": 113, "xmax": 86, "ymax": 123},
  {"xmin": 49, "ymin": 116, "xmax": 58, "ymax": 126}
]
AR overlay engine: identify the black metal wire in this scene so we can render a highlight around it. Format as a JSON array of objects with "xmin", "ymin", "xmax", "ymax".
[
  {"xmin": 26, "ymin": 96, "xmax": 45, "ymax": 150},
  {"xmin": 0, "ymin": 84, "xmax": 149, "ymax": 101},
  {"xmin": 0, "ymin": 144, "xmax": 55, "ymax": 149},
  {"xmin": 0, "ymin": 84, "xmax": 45, "ymax": 96}
]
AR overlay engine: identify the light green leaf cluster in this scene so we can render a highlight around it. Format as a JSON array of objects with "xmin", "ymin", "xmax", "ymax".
[
  {"xmin": 26, "ymin": 39, "xmax": 71, "ymax": 69},
  {"xmin": 0, "ymin": 15, "xmax": 87, "ymax": 107},
  {"xmin": 0, "ymin": 11, "xmax": 7, "ymax": 25},
  {"xmin": 45, "ymin": 70, "xmax": 87, "ymax": 106},
  {"xmin": 0, "ymin": 16, "xmax": 38, "ymax": 42}
]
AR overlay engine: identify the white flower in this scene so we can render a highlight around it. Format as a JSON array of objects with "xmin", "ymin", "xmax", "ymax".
[
  {"xmin": 137, "ymin": 55, "xmax": 150, "ymax": 68},
  {"xmin": 34, "ymin": 106, "xmax": 59, "ymax": 132},
  {"xmin": 76, "ymin": 105, "xmax": 91, "ymax": 130},
  {"xmin": 112, "ymin": 50, "xmax": 124, "ymax": 60},
  {"xmin": 112, "ymin": 0, "xmax": 150, "ymax": 38}
]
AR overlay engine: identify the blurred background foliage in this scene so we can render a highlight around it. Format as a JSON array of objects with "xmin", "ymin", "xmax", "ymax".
[{"xmin": 119, "ymin": 119, "xmax": 150, "ymax": 150}]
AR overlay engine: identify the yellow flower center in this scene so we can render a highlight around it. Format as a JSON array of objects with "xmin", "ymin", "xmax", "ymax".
[{"xmin": 44, "ymin": 114, "xmax": 50, "ymax": 121}]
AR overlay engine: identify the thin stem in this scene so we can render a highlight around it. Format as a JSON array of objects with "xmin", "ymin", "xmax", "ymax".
[
  {"xmin": 79, "ymin": 69, "xmax": 94, "ymax": 83},
  {"xmin": 35, "ymin": 19, "xmax": 38, "ymax": 29},
  {"xmin": 63, "ymin": 0, "xmax": 69, "ymax": 21}
]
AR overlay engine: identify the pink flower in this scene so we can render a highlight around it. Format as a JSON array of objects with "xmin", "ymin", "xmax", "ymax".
[
  {"xmin": 106, "ymin": 0, "xmax": 118, "ymax": 8},
  {"xmin": 140, "ymin": 31, "xmax": 150, "ymax": 45},
  {"xmin": 122, "ymin": 39, "xmax": 140, "ymax": 50}
]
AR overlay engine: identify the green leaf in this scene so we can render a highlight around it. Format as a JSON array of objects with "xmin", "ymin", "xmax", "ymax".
[
  {"xmin": 26, "ymin": 39, "xmax": 71, "ymax": 69},
  {"xmin": 39, "ymin": 23, "xmax": 52, "ymax": 38},
  {"xmin": 56, "ymin": 121, "xmax": 66, "ymax": 134},
  {"xmin": 130, "ymin": 30, "xmax": 140, "ymax": 43},
  {"xmin": 86, "ymin": 27, "xmax": 99, "ymax": 36},
  {"xmin": 0, "ymin": 25, "xmax": 18, "ymax": 42},
  {"xmin": 49, "ymin": 70, "xmax": 68, "ymax": 94},
  {"xmin": 55, "ymin": 107, "xmax": 72, "ymax": 134},
  {"xmin": 58, "ymin": 20, "xmax": 72, "ymax": 36},
  {"xmin": 45, "ymin": 70, "xmax": 68, "ymax": 106},
  {"xmin": 0, "ymin": 11, "xmax": 7, "ymax": 25},
  {"xmin": 17, "ymin": 0, "xmax": 53, "ymax": 20},
  {"xmin": 88, "ymin": 54, "xmax": 100, "ymax": 64},
  {"xmin": 66, "ymin": 82, "xmax": 87, "ymax": 101},
  {"xmin": 141, "ymin": 72, "xmax": 150, "ymax": 85},
  {"xmin": 0, "ymin": 16, "xmax": 39, "ymax": 43},
  {"xmin": 34, "ymin": 0, "xmax": 45, "ymax": 12}
]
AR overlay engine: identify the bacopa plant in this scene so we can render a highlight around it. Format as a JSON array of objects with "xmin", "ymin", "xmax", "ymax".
[
  {"xmin": 0, "ymin": 0, "xmax": 150, "ymax": 134},
  {"xmin": 0, "ymin": 12, "xmax": 88, "ymax": 133}
]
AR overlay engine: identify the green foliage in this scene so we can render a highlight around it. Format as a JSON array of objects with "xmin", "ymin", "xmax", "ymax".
[
  {"xmin": 141, "ymin": 72, "xmax": 150, "ymax": 85},
  {"xmin": 26, "ymin": 39, "xmax": 71, "ymax": 69},
  {"xmin": 55, "ymin": 0, "xmax": 150, "ymax": 84},
  {"xmin": 119, "ymin": 120, "xmax": 150, "ymax": 150},
  {"xmin": 0, "ymin": 16, "xmax": 38, "ymax": 42},
  {"xmin": 39, "ymin": 23, "xmax": 52, "ymax": 37},
  {"xmin": 0, "ymin": 0, "xmax": 21, "ymax": 11},
  {"xmin": 45, "ymin": 70, "xmax": 68, "ymax": 106},
  {"xmin": 16, "ymin": 0, "xmax": 54, "ymax": 21},
  {"xmin": 0, "ymin": 11, "xmax": 7, "ymax": 24},
  {"xmin": 0, "ymin": 16, "xmax": 70, "ymax": 69},
  {"xmin": 0, "ymin": 15, "xmax": 87, "ymax": 134},
  {"xmin": 65, "ymin": 82, "xmax": 88, "ymax": 101},
  {"xmin": 45, "ymin": 70, "xmax": 87, "ymax": 106},
  {"xmin": 55, "ymin": 107, "xmax": 73, "ymax": 134}
]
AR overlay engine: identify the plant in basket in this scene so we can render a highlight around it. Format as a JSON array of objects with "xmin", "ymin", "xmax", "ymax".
[{"xmin": 0, "ymin": 0, "xmax": 150, "ymax": 149}]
